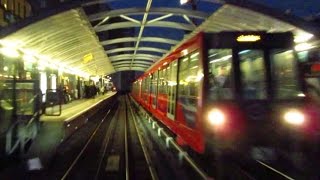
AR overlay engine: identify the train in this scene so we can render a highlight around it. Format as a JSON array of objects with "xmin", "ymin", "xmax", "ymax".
[{"xmin": 131, "ymin": 31, "xmax": 320, "ymax": 165}]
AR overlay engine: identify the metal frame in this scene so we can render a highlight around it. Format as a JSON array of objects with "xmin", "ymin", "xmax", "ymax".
[{"xmin": 1, "ymin": 0, "xmax": 319, "ymax": 75}]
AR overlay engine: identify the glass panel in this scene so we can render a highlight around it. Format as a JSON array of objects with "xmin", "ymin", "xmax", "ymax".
[
  {"xmin": 239, "ymin": 50, "xmax": 267, "ymax": 99},
  {"xmin": 305, "ymin": 77, "xmax": 320, "ymax": 104},
  {"xmin": 177, "ymin": 51, "xmax": 201, "ymax": 128},
  {"xmin": 208, "ymin": 49, "xmax": 233, "ymax": 100},
  {"xmin": 167, "ymin": 61, "xmax": 177, "ymax": 119},
  {"xmin": 151, "ymin": 72, "xmax": 158, "ymax": 108},
  {"xmin": 158, "ymin": 68, "xmax": 168, "ymax": 114},
  {"xmin": 271, "ymin": 50, "xmax": 301, "ymax": 99}
]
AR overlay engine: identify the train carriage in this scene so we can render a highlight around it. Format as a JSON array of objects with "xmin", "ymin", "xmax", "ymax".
[{"xmin": 131, "ymin": 31, "xmax": 320, "ymax": 160}]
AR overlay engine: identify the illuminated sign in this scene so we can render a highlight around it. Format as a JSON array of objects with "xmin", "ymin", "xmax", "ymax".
[
  {"xmin": 83, "ymin": 53, "xmax": 93, "ymax": 64},
  {"xmin": 237, "ymin": 35, "xmax": 261, "ymax": 42}
]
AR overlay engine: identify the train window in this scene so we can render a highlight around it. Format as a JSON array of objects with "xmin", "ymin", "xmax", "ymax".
[
  {"xmin": 151, "ymin": 72, "xmax": 158, "ymax": 109},
  {"xmin": 207, "ymin": 49, "xmax": 233, "ymax": 100},
  {"xmin": 167, "ymin": 61, "xmax": 178, "ymax": 119},
  {"xmin": 157, "ymin": 67, "xmax": 168, "ymax": 114},
  {"xmin": 178, "ymin": 51, "xmax": 202, "ymax": 128},
  {"xmin": 239, "ymin": 50, "xmax": 267, "ymax": 100},
  {"xmin": 271, "ymin": 50, "xmax": 301, "ymax": 99}
]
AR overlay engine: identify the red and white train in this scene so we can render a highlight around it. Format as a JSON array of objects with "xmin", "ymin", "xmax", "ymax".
[{"xmin": 131, "ymin": 31, "xmax": 320, "ymax": 158}]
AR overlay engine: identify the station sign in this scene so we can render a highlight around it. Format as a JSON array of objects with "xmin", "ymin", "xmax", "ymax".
[{"xmin": 83, "ymin": 53, "xmax": 93, "ymax": 64}]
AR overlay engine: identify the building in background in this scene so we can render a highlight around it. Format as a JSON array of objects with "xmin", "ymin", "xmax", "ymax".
[{"xmin": 0, "ymin": 0, "xmax": 32, "ymax": 27}]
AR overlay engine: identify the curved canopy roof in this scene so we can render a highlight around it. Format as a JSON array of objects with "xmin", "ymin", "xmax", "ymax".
[{"xmin": 0, "ymin": 0, "xmax": 319, "ymax": 77}]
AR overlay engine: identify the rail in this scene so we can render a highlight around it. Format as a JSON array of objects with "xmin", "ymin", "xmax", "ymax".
[{"xmin": 129, "ymin": 96, "xmax": 211, "ymax": 180}]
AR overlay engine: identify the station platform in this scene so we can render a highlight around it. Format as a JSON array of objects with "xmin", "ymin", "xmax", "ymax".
[
  {"xmin": 40, "ymin": 91, "xmax": 116, "ymax": 122},
  {"xmin": 26, "ymin": 92, "xmax": 117, "ymax": 167}
]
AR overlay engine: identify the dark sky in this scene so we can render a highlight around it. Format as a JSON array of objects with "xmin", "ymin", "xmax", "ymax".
[
  {"xmin": 251, "ymin": 0, "xmax": 320, "ymax": 17},
  {"xmin": 108, "ymin": 0, "xmax": 320, "ymax": 18}
]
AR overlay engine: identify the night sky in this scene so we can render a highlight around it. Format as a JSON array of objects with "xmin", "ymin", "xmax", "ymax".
[
  {"xmin": 252, "ymin": 0, "xmax": 320, "ymax": 17},
  {"xmin": 108, "ymin": 0, "xmax": 320, "ymax": 18}
]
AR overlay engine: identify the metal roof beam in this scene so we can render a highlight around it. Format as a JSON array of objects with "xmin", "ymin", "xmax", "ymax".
[
  {"xmin": 95, "ymin": 21, "xmax": 195, "ymax": 32},
  {"xmin": 101, "ymin": 37, "xmax": 179, "ymax": 46},
  {"xmin": 112, "ymin": 60, "xmax": 153, "ymax": 65},
  {"xmin": 111, "ymin": 59, "xmax": 154, "ymax": 63},
  {"xmin": 106, "ymin": 47, "xmax": 168, "ymax": 54},
  {"xmin": 147, "ymin": 13, "xmax": 173, "ymax": 24},
  {"xmin": 89, "ymin": 7, "xmax": 208, "ymax": 22},
  {"xmin": 119, "ymin": 15, "xmax": 140, "ymax": 24},
  {"xmin": 109, "ymin": 53, "xmax": 160, "ymax": 61}
]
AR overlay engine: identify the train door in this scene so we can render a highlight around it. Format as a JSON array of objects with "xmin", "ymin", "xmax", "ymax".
[
  {"xmin": 177, "ymin": 51, "xmax": 201, "ymax": 128},
  {"xmin": 151, "ymin": 71, "xmax": 159, "ymax": 109},
  {"xmin": 167, "ymin": 61, "xmax": 178, "ymax": 120}
]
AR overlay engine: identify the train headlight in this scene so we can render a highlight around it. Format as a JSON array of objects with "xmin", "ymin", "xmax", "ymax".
[
  {"xmin": 208, "ymin": 109, "xmax": 225, "ymax": 126},
  {"xmin": 283, "ymin": 109, "xmax": 305, "ymax": 125}
]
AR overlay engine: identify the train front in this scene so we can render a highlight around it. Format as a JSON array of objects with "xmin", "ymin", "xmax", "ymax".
[{"xmin": 202, "ymin": 32, "xmax": 320, "ymax": 164}]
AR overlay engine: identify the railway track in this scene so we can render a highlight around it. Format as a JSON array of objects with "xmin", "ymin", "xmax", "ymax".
[
  {"xmin": 48, "ymin": 96, "xmax": 158, "ymax": 180},
  {"xmin": 28, "ymin": 94, "xmax": 298, "ymax": 180},
  {"xmin": 129, "ymin": 95, "xmax": 300, "ymax": 180}
]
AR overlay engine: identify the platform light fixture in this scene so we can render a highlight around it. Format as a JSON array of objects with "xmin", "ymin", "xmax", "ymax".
[
  {"xmin": 294, "ymin": 33, "xmax": 314, "ymax": 43},
  {"xmin": 0, "ymin": 47, "xmax": 20, "ymax": 58},
  {"xmin": 180, "ymin": 0, "xmax": 189, "ymax": 5},
  {"xmin": 23, "ymin": 54, "xmax": 37, "ymax": 63},
  {"xmin": 295, "ymin": 43, "xmax": 313, "ymax": 52}
]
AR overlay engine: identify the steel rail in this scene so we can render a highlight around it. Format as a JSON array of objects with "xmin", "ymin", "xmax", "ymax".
[
  {"xmin": 61, "ymin": 108, "xmax": 112, "ymax": 180},
  {"xmin": 127, "ymin": 96, "xmax": 158, "ymax": 180},
  {"xmin": 129, "ymin": 96, "xmax": 210, "ymax": 180}
]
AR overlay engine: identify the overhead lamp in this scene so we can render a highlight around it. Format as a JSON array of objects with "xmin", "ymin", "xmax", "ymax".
[
  {"xmin": 0, "ymin": 40, "xmax": 22, "ymax": 48},
  {"xmin": 294, "ymin": 33, "xmax": 314, "ymax": 43},
  {"xmin": 23, "ymin": 54, "xmax": 37, "ymax": 63},
  {"xmin": 295, "ymin": 43, "xmax": 313, "ymax": 52},
  {"xmin": 180, "ymin": 0, "xmax": 190, "ymax": 5},
  {"xmin": 0, "ymin": 47, "xmax": 20, "ymax": 58}
]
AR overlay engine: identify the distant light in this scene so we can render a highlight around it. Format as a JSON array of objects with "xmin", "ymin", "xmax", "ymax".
[
  {"xmin": 180, "ymin": 0, "xmax": 189, "ymax": 5},
  {"xmin": 190, "ymin": 52, "xmax": 199, "ymax": 59},
  {"xmin": 163, "ymin": 62, "xmax": 168, "ymax": 66},
  {"xmin": 294, "ymin": 33, "xmax": 314, "ymax": 43},
  {"xmin": 182, "ymin": 49, "xmax": 188, "ymax": 56},
  {"xmin": 0, "ymin": 47, "xmax": 20, "ymax": 58},
  {"xmin": 3, "ymin": 66, "xmax": 8, "ymax": 71},
  {"xmin": 295, "ymin": 43, "xmax": 313, "ymax": 52},
  {"xmin": 297, "ymin": 93, "xmax": 305, "ymax": 97},
  {"xmin": 23, "ymin": 54, "xmax": 37, "ymax": 63},
  {"xmin": 237, "ymin": 35, "xmax": 261, "ymax": 42}
]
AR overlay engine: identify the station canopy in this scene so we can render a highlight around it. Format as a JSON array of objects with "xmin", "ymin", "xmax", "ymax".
[{"xmin": 0, "ymin": 0, "xmax": 319, "ymax": 77}]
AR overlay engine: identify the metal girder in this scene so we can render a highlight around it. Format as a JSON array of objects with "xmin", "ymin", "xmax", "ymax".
[
  {"xmin": 109, "ymin": 53, "xmax": 160, "ymax": 61},
  {"xmin": 95, "ymin": 21, "xmax": 195, "ymax": 32},
  {"xmin": 115, "ymin": 67, "xmax": 146, "ymax": 72},
  {"xmin": 112, "ymin": 60, "xmax": 153, "ymax": 66},
  {"xmin": 101, "ymin": 37, "xmax": 179, "ymax": 46},
  {"xmin": 89, "ymin": 7, "xmax": 208, "ymax": 22},
  {"xmin": 115, "ymin": 64, "xmax": 149, "ymax": 69},
  {"xmin": 113, "ymin": 63, "xmax": 150, "ymax": 67},
  {"xmin": 111, "ymin": 59, "xmax": 154, "ymax": 63},
  {"xmin": 106, "ymin": 47, "xmax": 168, "ymax": 54}
]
